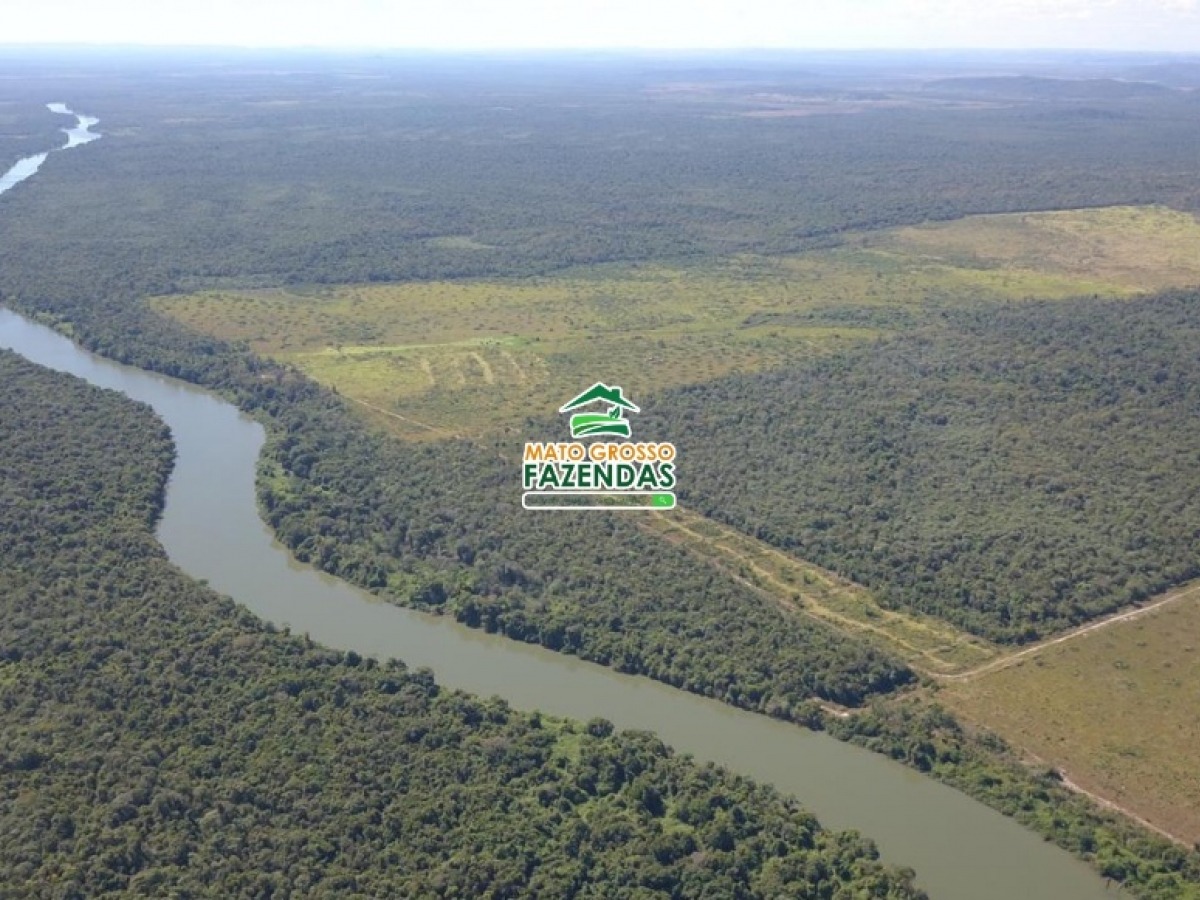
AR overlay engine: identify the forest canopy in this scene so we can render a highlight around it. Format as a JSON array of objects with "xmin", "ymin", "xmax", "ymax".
[{"xmin": 660, "ymin": 291, "xmax": 1200, "ymax": 641}]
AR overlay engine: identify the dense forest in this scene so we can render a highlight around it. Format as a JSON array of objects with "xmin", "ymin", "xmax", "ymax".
[
  {"xmin": 660, "ymin": 291, "xmax": 1200, "ymax": 641},
  {"xmin": 259, "ymin": 410, "xmax": 912, "ymax": 710},
  {"xmin": 4, "ymin": 55, "xmax": 1200, "ymax": 896},
  {"xmin": 2, "ymin": 56, "xmax": 1200, "ymax": 301},
  {"xmin": 0, "ymin": 350, "xmax": 927, "ymax": 898},
  {"xmin": 0, "ymin": 100, "xmax": 64, "ymax": 160}
]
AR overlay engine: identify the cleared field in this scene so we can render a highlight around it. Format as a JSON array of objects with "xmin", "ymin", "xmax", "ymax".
[
  {"xmin": 152, "ymin": 266, "xmax": 873, "ymax": 440},
  {"xmin": 643, "ymin": 508, "xmax": 1000, "ymax": 675},
  {"xmin": 939, "ymin": 587, "xmax": 1200, "ymax": 846},
  {"xmin": 152, "ymin": 205, "xmax": 1200, "ymax": 440},
  {"xmin": 874, "ymin": 205, "xmax": 1200, "ymax": 292}
]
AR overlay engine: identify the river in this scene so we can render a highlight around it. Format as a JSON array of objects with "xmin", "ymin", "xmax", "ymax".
[
  {"xmin": 0, "ymin": 104, "xmax": 1121, "ymax": 900},
  {"xmin": 0, "ymin": 103, "xmax": 99, "ymax": 192}
]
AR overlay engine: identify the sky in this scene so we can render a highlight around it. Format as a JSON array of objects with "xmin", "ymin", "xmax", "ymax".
[{"xmin": 4, "ymin": 0, "xmax": 1199, "ymax": 52}]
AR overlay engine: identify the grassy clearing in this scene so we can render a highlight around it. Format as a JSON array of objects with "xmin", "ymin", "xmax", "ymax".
[
  {"xmin": 938, "ymin": 587, "xmax": 1200, "ymax": 846},
  {"xmin": 152, "ymin": 205, "xmax": 1200, "ymax": 441},
  {"xmin": 152, "ymin": 266, "xmax": 874, "ymax": 440},
  {"xmin": 644, "ymin": 509, "xmax": 1000, "ymax": 675},
  {"xmin": 873, "ymin": 205, "xmax": 1200, "ymax": 292}
]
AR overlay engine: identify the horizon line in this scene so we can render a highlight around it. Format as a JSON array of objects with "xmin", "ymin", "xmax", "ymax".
[{"xmin": 0, "ymin": 43, "xmax": 1195, "ymax": 56}]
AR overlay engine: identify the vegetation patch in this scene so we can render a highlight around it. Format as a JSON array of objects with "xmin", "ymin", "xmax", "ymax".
[{"xmin": 150, "ymin": 266, "xmax": 870, "ymax": 440}]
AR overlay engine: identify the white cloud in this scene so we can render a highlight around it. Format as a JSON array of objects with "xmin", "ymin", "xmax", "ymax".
[
  {"xmin": 906, "ymin": 0, "xmax": 1195, "ymax": 19},
  {"xmin": 1156, "ymin": 0, "xmax": 1197, "ymax": 12}
]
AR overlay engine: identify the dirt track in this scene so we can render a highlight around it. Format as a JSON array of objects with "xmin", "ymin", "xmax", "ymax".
[{"xmin": 938, "ymin": 580, "xmax": 1200, "ymax": 683}]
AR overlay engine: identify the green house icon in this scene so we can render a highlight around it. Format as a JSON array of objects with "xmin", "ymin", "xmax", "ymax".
[{"xmin": 559, "ymin": 383, "xmax": 640, "ymax": 438}]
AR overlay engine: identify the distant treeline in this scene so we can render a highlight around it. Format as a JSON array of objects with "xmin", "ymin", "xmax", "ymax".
[{"xmin": 2, "ymin": 63, "xmax": 1200, "ymax": 296}]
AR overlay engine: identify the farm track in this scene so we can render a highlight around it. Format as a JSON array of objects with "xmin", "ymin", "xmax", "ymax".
[
  {"xmin": 649, "ymin": 506, "xmax": 1200, "ymax": 846},
  {"xmin": 1012, "ymin": 748, "xmax": 1195, "ymax": 849},
  {"xmin": 647, "ymin": 508, "xmax": 1200, "ymax": 687},
  {"xmin": 940, "ymin": 580, "xmax": 1200, "ymax": 683},
  {"xmin": 469, "ymin": 351, "xmax": 496, "ymax": 385},
  {"xmin": 643, "ymin": 509, "xmax": 997, "ymax": 675},
  {"xmin": 341, "ymin": 394, "xmax": 457, "ymax": 438}
]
